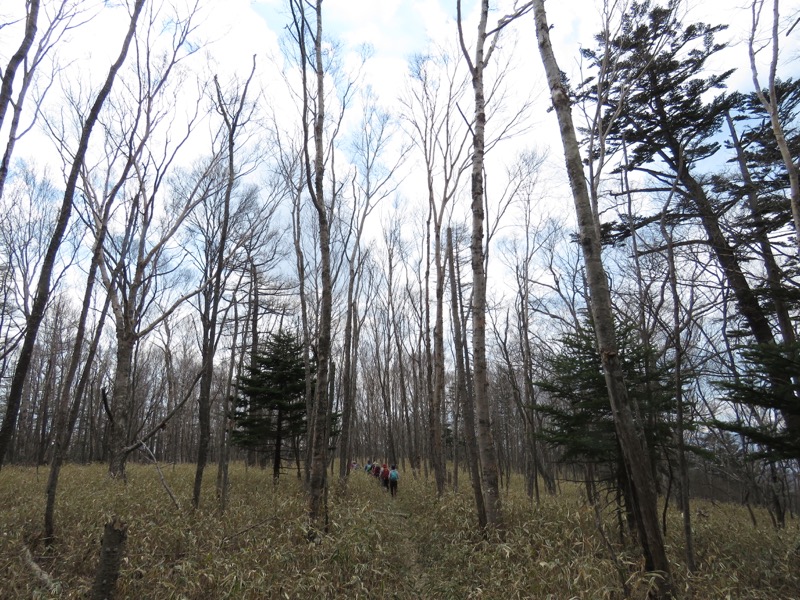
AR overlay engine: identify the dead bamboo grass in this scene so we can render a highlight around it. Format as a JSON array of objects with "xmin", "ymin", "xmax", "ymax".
[{"xmin": 0, "ymin": 463, "xmax": 797, "ymax": 599}]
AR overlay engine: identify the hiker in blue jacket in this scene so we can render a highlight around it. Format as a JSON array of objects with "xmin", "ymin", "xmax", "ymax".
[{"xmin": 389, "ymin": 464, "xmax": 399, "ymax": 497}]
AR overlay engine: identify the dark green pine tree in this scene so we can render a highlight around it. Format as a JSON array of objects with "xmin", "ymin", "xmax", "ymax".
[
  {"xmin": 577, "ymin": 1, "xmax": 733, "ymax": 173},
  {"xmin": 722, "ymin": 80, "xmax": 800, "ymax": 289},
  {"xmin": 731, "ymin": 79, "xmax": 800, "ymax": 208},
  {"xmin": 578, "ymin": 2, "xmax": 800, "ymax": 457},
  {"xmin": 710, "ymin": 80, "xmax": 800, "ymax": 461},
  {"xmin": 232, "ymin": 330, "xmax": 310, "ymax": 481},
  {"xmin": 536, "ymin": 314, "xmax": 675, "ymax": 511},
  {"xmin": 715, "ymin": 342, "xmax": 800, "ymax": 460}
]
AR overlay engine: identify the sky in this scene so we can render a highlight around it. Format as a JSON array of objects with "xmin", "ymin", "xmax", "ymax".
[
  {"xmin": 225, "ymin": 0, "xmax": 800, "ymax": 168},
  {"xmin": 4, "ymin": 1, "xmax": 797, "ymax": 167},
  {"xmin": 233, "ymin": 0, "xmax": 800, "ymax": 97},
  {"xmin": 0, "ymin": 0, "xmax": 797, "ymax": 349},
  {"xmin": 2, "ymin": 0, "xmax": 799, "ymax": 251}
]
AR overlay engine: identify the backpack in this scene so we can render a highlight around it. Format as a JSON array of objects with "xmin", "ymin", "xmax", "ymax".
[{"xmin": 389, "ymin": 469, "xmax": 399, "ymax": 482}]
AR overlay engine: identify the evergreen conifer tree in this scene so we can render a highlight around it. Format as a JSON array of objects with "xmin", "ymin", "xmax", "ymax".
[
  {"xmin": 715, "ymin": 342, "xmax": 800, "ymax": 460},
  {"xmin": 232, "ymin": 330, "xmax": 310, "ymax": 480},
  {"xmin": 537, "ymin": 314, "xmax": 675, "ymax": 514},
  {"xmin": 578, "ymin": 2, "xmax": 800, "ymax": 458}
]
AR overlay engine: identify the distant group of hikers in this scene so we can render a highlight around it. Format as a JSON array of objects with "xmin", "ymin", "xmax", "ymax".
[{"xmin": 363, "ymin": 459, "xmax": 399, "ymax": 497}]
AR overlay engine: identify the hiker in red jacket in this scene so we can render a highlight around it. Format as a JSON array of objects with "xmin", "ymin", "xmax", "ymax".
[{"xmin": 380, "ymin": 463, "xmax": 390, "ymax": 491}]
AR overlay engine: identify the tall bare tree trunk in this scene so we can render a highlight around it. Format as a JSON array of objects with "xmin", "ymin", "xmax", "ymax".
[
  {"xmin": 533, "ymin": 1, "xmax": 673, "ymax": 594},
  {"xmin": 0, "ymin": 1, "xmax": 38, "ymax": 129},
  {"xmin": 386, "ymin": 227, "xmax": 417, "ymax": 472},
  {"xmin": 193, "ymin": 61, "xmax": 257, "ymax": 510},
  {"xmin": 660, "ymin": 211, "xmax": 696, "ymax": 572},
  {"xmin": 108, "ymin": 333, "xmax": 135, "ymax": 479},
  {"xmin": 45, "ymin": 296, "xmax": 110, "ymax": 542},
  {"xmin": 725, "ymin": 112, "xmax": 795, "ymax": 345},
  {"xmin": 0, "ymin": 0, "xmax": 38, "ymax": 198},
  {"xmin": 338, "ymin": 287, "xmax": 357, "ymax": 481},
  {"xmin": 217, "ymin": 294, "xmax": 245, "ymax": 512},
  {"xmin": 748, "ymin": 0, "xmax": 800, "ymax": 253},
  {"xmin": 448, "ymin": 228, "xmax": 486, "ymax": 528},
  {"xmin": 291, "ymin": 0, "xmax": 332, "ymax": 526},
  {"xmin": 431, "ymin": 219, "xmax": 447, "ymax": 495},
  {"xmin": 458, "ymin": 0, "xmax": 502, "ymax": 531},
  {"xmin": 290, "ymin": 179, "xmax": 313, "ymax": 480}
]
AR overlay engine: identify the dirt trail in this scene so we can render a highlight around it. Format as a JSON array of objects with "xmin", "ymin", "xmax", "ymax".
[{"xmin": 360, "ymin": 476, "xmax": 431, "ymax": 596}]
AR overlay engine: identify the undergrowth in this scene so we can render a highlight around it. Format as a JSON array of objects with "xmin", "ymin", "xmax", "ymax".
[{"xmin": 0, "ymin": 463, "xmax": 797, "ymax": 598}]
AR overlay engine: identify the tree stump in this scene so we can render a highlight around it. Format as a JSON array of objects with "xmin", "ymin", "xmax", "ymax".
[{"xmin": 91, "ymin": 516, "xmax": 127, "ymax": 600}]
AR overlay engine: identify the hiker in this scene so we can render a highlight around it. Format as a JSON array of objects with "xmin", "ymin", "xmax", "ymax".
[
  {"xmin": 365, "ymin": 459, "xmax": 372, "ymax": 474},
  {"xmin": 372, "ymin": 462, "xmax": 381, "ymax": 479},
  {"xmin": 389, "ymin": 464, "xmax": 399, "ymax": 497},
  {"xmin": 380, "ymin": 463, "xmax": 390, "ymax": 490}
]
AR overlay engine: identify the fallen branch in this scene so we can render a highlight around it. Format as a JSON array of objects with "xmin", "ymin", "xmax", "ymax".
[
  {"xmin": 23, "ymin": 546, "xmax": 60, "ymax": 594},
  {"xmin": 220, "ymin": 517, "xmax": 273, "ymax": 546},
  {"xmin": 373, "ymin": 510, "xmax": 410, "ymax": 519},
  {"xmin": 137, "ymin": 443, "xmax": 180, "ymax": 510}
]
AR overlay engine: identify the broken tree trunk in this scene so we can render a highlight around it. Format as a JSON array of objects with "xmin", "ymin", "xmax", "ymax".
[{"xmin": 91, "ymin": 516, "xmax": 127, "ymax": 600}]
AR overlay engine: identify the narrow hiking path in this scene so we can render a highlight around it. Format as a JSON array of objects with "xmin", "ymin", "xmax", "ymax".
[
  {"xmin": 349, "ymin": 470, "xmax": 437, "ymax": 597},
  {"xmin": 340, "ymin": 471, "xmax": 524, "ymax": 600}
]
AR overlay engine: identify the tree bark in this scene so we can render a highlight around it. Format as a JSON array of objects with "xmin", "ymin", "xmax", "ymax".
[
  {"xmin": 660, "ymin": 208, "xmax": 696, "ymax": 572},
  {"xmin": 108, "ymin": 333, "xmax": 135, "ymax": 479},
  {"xmin": 0, "ymin": 0, "xmax": 39, "ymax": 199},
  {"xmin": 193, "ymin": 61, "xmax": 256, "ymax": 509},
  {"xmin": 291, "ymin": 0, "xmax": 332, "ymax": 527},
  {"xmin": 725, "ymin": 111, "xmax": 795, "ymax": 345},
  {"xmin": 748, "ymin": 0, "xmax": 800, "ymax": 253},
  {"xmin": 91, "ymin": 517, "xmax": 127, "ymax": 600},
  {"xmin": 45, "ymin": 296, "xmax": 111, "ymax": 543},
  {"xmin": 448, "ymin": 228, "xmax": 486, "ymax": 528},
  {"xmin": 0, "ymin": 0, "xmax": 39, "ymax": 130}
]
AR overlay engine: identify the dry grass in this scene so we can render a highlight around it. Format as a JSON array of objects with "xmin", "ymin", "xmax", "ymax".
[{"xmin": 0, "ymin": 463, "xmax": 797, "ymax": 599}]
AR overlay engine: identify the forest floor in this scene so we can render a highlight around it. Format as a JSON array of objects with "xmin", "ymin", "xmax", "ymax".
[{"xmin": 0, "ymin": 462, "xmax": 798, "ymax": 599}]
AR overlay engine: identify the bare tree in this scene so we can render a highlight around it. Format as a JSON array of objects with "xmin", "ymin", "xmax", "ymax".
[
  {"xmin": 658, "ymin": 194, "xmax": 696, "ymax": 572},
  {"xmin": 288, "ymin": 0, "xmax": 333, "ymax": 528},
  {"xmin": 87, "ymin": 0, "xmax": 212, "ymax": 478},
  {"xmin": 0, "ymin": 0, "xmax": 146, "ymax": 470},
  {"xmin": 401, "ymin": 47, "xmax": 471, "ymax": 496},
  {"xmin": 0, "ymin": 1, "xmax": 96, "ymax": 200},
  {"xmin": 0, "ymin": 0, "xmax": 39, "ymax": 135},
  {"xmin": 381, "ymin": 213, "xmax": 419, "ymax": 473},
  {"xmin": 494, "ymin": 155, "xmax": 558, "ymax": 500},
  {"xmin": 456, "ymin": 0, "xmax": 534, "ymax": 532},
  {"xmin": 337, "ymin": 90, "xmax": 404, "ymax": 481},
  {"xmin": 748, "ymin": 0, "xmax": 800, "ymax": 252},
  {"xmin": 189, "ymin": 57, "xmax": 258, "ymax": 509},
  {"xmin": 447, "ymin": 226, "xmax": 486, "ymax": 526}
]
